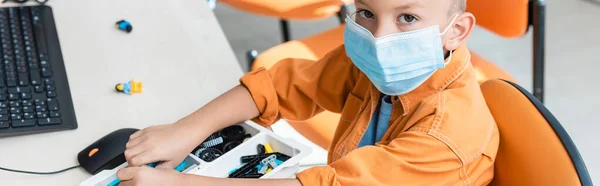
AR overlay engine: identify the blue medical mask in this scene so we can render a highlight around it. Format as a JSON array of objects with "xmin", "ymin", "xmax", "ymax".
[{"xmin": 344, "ymin": 15, "xmax": 459, "ymax": 95}]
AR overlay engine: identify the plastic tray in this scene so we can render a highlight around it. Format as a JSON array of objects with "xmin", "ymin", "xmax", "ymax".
[{"xmin": 80, "ymin": 121, "xmax": 312, "ymax": 186}]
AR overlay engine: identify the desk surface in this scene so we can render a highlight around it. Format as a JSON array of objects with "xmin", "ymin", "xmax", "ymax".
[{"xmin": 0, "ymin": 0, "xmax": 242, "ymax": 185}]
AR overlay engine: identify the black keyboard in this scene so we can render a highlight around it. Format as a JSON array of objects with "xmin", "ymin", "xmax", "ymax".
[{"xmin": 0, "ymin": 5, "xmax": 77, "ymax": 137}]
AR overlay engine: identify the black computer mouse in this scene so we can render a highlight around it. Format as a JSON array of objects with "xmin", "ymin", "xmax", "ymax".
[{"xmin": 77, "ymin": 128, "xmax": 139, "ymax": 174}]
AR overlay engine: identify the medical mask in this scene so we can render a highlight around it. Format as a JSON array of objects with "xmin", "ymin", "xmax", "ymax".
[{"xmin": 344, "ymin": 15, "xmax": 459, "ymax": 95}]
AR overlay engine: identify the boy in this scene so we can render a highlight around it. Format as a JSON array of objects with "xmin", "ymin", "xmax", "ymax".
[{"xmin": 117, "ymin": 0, "xmax": 499, "ymax": 185}]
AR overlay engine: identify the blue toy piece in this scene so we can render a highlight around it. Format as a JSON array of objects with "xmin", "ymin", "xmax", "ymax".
[
  {"xmin": 121, "ymin": 81, "xmax": 131, "ymax": 95},
  {"xmin": 107, "ymin": 161, "xmax": 187, "ymax": 186},
  {"xmin": 115, "ymin": 79, "xmax": 142, "ymax": 95},
  {"xmin": 116, "ymin": 20, "xmax": 132, "ymax": 33}
]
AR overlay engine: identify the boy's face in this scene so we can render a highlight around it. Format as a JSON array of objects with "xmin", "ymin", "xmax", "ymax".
[{"xmin": 353, "ymin": 0, "xmax": 475, "ymax": 53}]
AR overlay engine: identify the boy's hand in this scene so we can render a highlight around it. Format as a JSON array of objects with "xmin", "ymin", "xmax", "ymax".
[
  {"xmin": 117, "ymin": 166, "xmax": 185, "ymax": 186},
  {"xmin": 125, "ymin": 123, "xmax": 205, "ymax": 169}
]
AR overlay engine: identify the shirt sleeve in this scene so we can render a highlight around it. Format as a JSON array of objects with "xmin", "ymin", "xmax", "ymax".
[
  {"xmin": 239, "ymin": 45, "xmax": 360, "ymax": 127},
  {"xmin": 296, "ymin": 129, "xmax": 466, "ymax": 186}
]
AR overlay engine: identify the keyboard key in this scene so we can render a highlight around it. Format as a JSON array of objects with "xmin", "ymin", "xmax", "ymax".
[
  {"xmin": 0, "ymin": 108, "xmax": 6, "ymax": 115},
  {"xmin": 49, "ymin": 111, "xmax": 60, "ymax": 118},
  {"xmin": 23, "ymin": 112, "xmax": 34, "ymax": 119},
  {"xmin": 17, "ymin": 72, "xmax": 28, "ymax": 86},
  {"xmin": 10, "ymin": 113, "xmax": 21, "ymax": 120},
  {"xmin": 30, "ymin": 70, "xmax": 41, "ymax": 85},
  {"xmin": 34, "ymin": 85, "xmax": 43, "ymax": 92},
  {"xmin": 6, "ymin": 79, "xmax": 16, "ymax": 87},
  {"xmin": 45, "ymin": 84, "xmax": 55, "ymax": 91},
  {"xmin": 44, "ymin": 79, "xmax": 54, "ymax": 85},
  {"xmin": 29, "ymin": 61, "xmax": 39, "ymax": 69},
  {"xmin": 9, "ymin": 87, "xmax": 30, "ymax": 93},
  {"xmin": 39, "ymin": 54, "xmax": 48, "ymax": 61},
  {"xmin": 12, "ymin": 119, "xmax": 35, "ymax": 127},
  {"xmin": 33, "ymin": 22, "xmax": 48, "ymax": 55},
  {"xmin": 35, "ymin": 105, "xmax": 46, "ymax": 112},
  {"xmin": 9, "ymin": 101, "xmax": 18, "ymax": 107},
  {"xmin": 40, "ymin": 60, "xmax": 49, "ymax": 68},
  {"xmin": 8, "ymin": 93, "xmax": 18, "ymax": 100},
  {"xmin": 47, "ymin": 98, "xmax": 58, "ymax": 110},
  {"xmin": 36, "ymin": 111, "xmax": 47, "ymax": 118},
  {"xmin": 9, "ymin": 107, "xmax": 20, "ymax": 114},
  {"xmin": 34, "ymin": 99, "xmax": 44, "ymax": 106},
  {"xmin": 21, "ymin": 100, "xmax": 32, "ymax": 106},
  {"xmin": 20, "ymin": 92, "xmax": 31, "ymax": 99},
  {"xmin": 41, "ymin": 67, "xmax": 51, "ymax": 77},
  {"xmin": 0, "ymin": 114, "xmax": 8, "ymax": 121},
  {"xmin": 0, "ymin": 120, "xmax": 7, "ymax": 128},
  {"xmin": 38, "ymin": 118, "xmax": 60, "ymax": 126},
  {"xmin": 22, "ymin": 106, "xmax": 32, "ymax": 113},
  {"xmin": 1, "ymin": 101, "xmax": 8, "ymax": 108},
  {"xmin": 46, "ymin": 90, "xmax": 56, "ymax": 98},
  {"xmin": 0, "ymin": 94, "xmax": 5, "ymax": 101}
]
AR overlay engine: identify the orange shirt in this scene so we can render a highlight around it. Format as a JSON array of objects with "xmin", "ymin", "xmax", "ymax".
[{"xmin": 240, "ymin": 44, "xmax": 499, "ymax": 186}]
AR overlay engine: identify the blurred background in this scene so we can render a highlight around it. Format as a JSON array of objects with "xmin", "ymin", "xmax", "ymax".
[{"xmin": 212, "ymin": 0, "xmax": 599, "ymax": 183}]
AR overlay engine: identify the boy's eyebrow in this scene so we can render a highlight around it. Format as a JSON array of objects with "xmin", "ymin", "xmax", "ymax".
[{"xmin": 355, "ymin": 0, "xmax": 365, "ymax": 5}]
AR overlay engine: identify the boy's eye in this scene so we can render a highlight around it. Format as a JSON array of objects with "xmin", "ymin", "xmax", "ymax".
[
  {"xmin": 358, "ymin": 10, "xmax": 375, "ymax": 19},
  {"xmin": 398, "ymin": 14, "xmax": 417, "ymax": 24}
]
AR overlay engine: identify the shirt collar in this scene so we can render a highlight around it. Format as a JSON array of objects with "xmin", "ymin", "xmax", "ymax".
[{"xmin": 370, "ymin": 44, "xmax": 472, "ymax": 115}]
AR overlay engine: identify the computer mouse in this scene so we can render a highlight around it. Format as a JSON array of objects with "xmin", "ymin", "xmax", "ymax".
[{"xmin": 77, "ymin": 128, "xmax": 139, "ymax": 174}]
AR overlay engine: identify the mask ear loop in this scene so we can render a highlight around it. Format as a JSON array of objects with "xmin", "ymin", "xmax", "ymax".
[
  {"xmin": 441, "ymin": 14, "xmax": 459, "ymax": 66},
  {"xmin": 440, "ymin": 14, "xmax": 459, "ymax": 35}
]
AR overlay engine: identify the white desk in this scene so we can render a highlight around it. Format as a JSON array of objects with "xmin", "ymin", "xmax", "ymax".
[{"xmin": 0, "ymin": 0, "xmax": 242, "ymax": 185}]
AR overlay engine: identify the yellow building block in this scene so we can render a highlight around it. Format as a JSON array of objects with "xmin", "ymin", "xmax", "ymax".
[
  {"xmin": 130, "ymin": 80, "xmax": 143, "ymax": 93},
  {"xmin": 264, "ymin": 143, "xmax": 273, "ymax": 153}
]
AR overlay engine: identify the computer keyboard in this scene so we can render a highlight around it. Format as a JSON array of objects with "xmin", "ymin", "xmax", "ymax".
[{"xmin": 0, "ymin": 5, "xmax": 77, "ymax": 137}]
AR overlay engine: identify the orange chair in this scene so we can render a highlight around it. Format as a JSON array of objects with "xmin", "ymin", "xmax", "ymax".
[
  {"xmin": 481, "ymin": 79, "xmax": 592, "ymax": 186},
  {"xmin": 468, "ymin": 0, "xmax": 547, "ymax": 102},
  {"xmin": 250, "ymin": 0, "xmax": 546, "ymax": 150},
  {"xmin": 219, "ymin": 0, "xmax": 352, "ymax": 42}
]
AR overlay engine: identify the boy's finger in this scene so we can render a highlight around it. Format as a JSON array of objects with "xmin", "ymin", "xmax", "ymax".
[
  {"xmin": 119, "ymin": 181, "xmax": 134, "ymax": 186},
  {"xmin": 124, "ymin": 145, "xmax": 146, "ymax": 161},
  {"xmin": 116, "ymin": 167, "xmax": 139, "ymax": 181},
  {"xmin": 129, "ymin": 130, "xmax": 144, "ymax": 140},
  {"xmin": 125, "ymin": 136, "xmax": 145, "ymax": 149},
  {"xmin": 129, "ymin": 152, "xmax": 161, "ymax": 167},
  {"xmin": 155, "ymin": 160, "xmax": 178, "ymax": 169}
]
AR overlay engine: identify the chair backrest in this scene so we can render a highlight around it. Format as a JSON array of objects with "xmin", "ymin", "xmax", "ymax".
[
  {"xmin": 466, "ymin": 0, "xmax": 530, "ymax": 38},
  {"xmin": 480, "ymin": 79, "xmax": 592, "ymax": 186},
  {"xmin": 219, "ymin": 0, "xmax": 352, "ymax": 20}
]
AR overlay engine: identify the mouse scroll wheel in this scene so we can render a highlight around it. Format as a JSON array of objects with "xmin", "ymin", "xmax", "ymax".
[{"xmin": 88, "ymin": 148, "xmax": 99, "ymax": 157}]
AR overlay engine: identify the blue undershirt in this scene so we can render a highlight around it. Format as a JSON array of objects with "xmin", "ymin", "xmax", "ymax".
[{"xmin": 358, "ymin": 95, "xmax": 393, "ymax": 147}]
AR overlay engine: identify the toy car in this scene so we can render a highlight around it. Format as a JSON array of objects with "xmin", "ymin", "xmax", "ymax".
[{"xmin": 115, "ymin": 79, "xmax": 142, "ymax": 95}]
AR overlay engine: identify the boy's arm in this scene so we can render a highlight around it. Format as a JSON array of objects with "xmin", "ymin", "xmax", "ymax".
[
  {"xmin": 124, "ymin": 85, "xmax": 262, "ymax": 168},
  {"xmin": 293, "ymin": 116, "xmax": 487, "ymax": 186},
  {"xmin": 240, "ymin": 45, "xmax": 360, "ymax": 126},
  {"xmin": 124, "ymin": 46, "xmax": 357, "ymax": 169}
]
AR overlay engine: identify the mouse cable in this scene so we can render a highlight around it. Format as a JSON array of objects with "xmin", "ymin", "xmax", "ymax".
[{"xmin": 0, "ymin": 164, "xmax": 81, "ymax": 175}]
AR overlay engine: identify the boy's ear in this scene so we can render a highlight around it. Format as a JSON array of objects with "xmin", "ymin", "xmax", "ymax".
[{"xmin": 443, "ymin": 12, "xmax": 476, "ymax": 51}]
